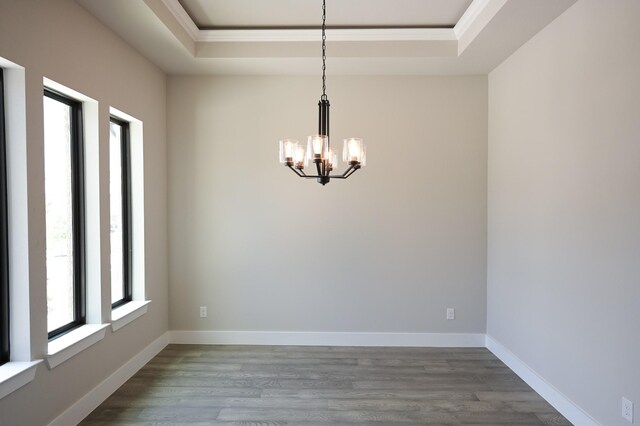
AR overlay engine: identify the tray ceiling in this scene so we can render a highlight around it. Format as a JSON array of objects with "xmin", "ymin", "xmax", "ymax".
[
  {"xmin": 179, "ymin": 0, "xmax": 474, "ymax": 29},
  {"xmin": 76, "ymin": 0, "xmax": 577, "ymax": 75}
]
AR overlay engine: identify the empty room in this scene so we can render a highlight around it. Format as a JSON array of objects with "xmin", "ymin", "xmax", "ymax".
[{"xmin": 0, "ymin": 0, "xmax": 638, "ymax": 425}]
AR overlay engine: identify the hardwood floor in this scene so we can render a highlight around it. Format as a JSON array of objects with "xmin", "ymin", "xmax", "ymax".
[{"xmin": 81, "ymin": 345, "xmax": 570, "ymax": 425}]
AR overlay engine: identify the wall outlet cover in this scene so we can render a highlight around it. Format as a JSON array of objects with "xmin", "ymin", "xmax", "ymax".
[
  {"xmin": 446, "ymin": 308, "xmax": 455, "ymax": 320},
  {"xmin": 623, "ymin": 397, "xmax": 633, "ymax": 423},
  {"xmin": 199, "ymin": 306, "xmax": 207, "ymax": 318}
]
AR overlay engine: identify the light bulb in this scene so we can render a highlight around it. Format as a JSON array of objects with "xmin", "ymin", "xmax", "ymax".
[
  {"xmin": 294, "ymin": 145, "xmax": 307, "ymax": 169},
  {"xmin": 343, "ymin": 138, "xmax": 364, "ymax": 164},
  {"xmin": 279, "ymin": 139, "xmax": 298, "ymax": 165},
  {"xmin": 307, "ymin": 135, "xmax": 328, "ymax": 161}
]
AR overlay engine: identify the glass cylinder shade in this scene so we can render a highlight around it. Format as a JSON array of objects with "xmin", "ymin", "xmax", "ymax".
[
  {"xmin": 343, "ymin": 138, "xmax": 365, "ymax": 164},
  {"xmin": 279, "ymin": 139, "xmax": 298, "ymax": 164},
  {"xmin": 327, "ymin": 148, "xmax": 337, "ymax": 170},
  {"xmin": 294, "ymin": 145, "xmax": 307, "ymax": 169},
  {"xmin": 306, "ymin": 135, "xmax": 328, "ymax": 161}
]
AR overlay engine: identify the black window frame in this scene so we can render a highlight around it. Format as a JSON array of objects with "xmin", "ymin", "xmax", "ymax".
[
  {"xmin": 44, "ymin": 88, "xmax": 86, "ymax": 340},
  {"xmin": 110, "ymin": 117, "xmax": 132, "ymax": 309},
  {"xmin": 0, "ymin": 68, "xmax": 10, "ymax": 364}
]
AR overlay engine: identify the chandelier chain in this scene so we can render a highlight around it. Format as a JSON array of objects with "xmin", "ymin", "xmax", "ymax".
[{"xmin": 321, "ymin": 0, "xmax": 327, "ymax": 100}]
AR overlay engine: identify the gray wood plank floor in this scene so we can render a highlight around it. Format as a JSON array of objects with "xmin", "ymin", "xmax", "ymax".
[{"xmin": 80, "ymin": 345, "xmax": 571, "ymax": 425}]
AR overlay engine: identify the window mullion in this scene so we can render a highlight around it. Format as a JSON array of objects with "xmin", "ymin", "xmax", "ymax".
[
  {"xmin": 121, "ymin": 123, "xmax": 132, "ymax": 303},
  {"xmin": 0, "ymin": 68, "xmax": 10, "ymax": 364},
  {"xmin": 72, "ymin": 101, "xmax": 86, "ymax": 325}
]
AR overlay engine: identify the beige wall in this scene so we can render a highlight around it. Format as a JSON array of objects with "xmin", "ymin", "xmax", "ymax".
[
  {"xmin": 488, "ymin": 1, "xmax": 640, "ymax": 425},
  {"xmin": 0, "ymin": 0, "xmax": 168, "ymax": 424},
  {"xmin": 168, "ymin": 75, "xmax": 487, "ymax": 334}
]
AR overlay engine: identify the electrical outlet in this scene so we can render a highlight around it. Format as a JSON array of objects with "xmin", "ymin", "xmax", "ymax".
[
  {"xmin": 199, "ymin": 306, "xmax": 207, "ymax": 318},
  {"xmin": 446, "ymin": 308, "xmax": 455, "ymax": 320},
  {"xmin": 623, "ymin": 397, "xmax": 633, "ymax": 423}
]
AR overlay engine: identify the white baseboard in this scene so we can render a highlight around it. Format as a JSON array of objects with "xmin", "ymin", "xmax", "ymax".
[
  {"xmin": 48, "ymin": 332, "xmax": 169, "ymax": 426},
  {"xmin": 169, "ymin": 330, "xmax": 486, "ymax": 347},
  {"xmin": 485, "ymin": 335, "xmax": 600, "ymax": 426}
]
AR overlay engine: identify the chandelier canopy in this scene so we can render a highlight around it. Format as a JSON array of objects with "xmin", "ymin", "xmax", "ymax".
[{"xmin": 278, "ymin": 0, "xmax": 366, "ymax": 186}]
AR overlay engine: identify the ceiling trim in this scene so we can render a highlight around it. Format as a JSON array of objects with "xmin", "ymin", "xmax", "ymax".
[
  {"xmin": 196, "ymin": 28, "xmax": 457, "ymax": 43},
  {"xmin": 161, "ymin": 0, "xmax": 200, "ymax": 40},
  {"xmin": 454, "ymin": 0, "xmax": 493, "ymax": 38},
  {"xmin": 159, "ymin": 0, "xmax": 503, "ymax": 46},
  {"xmin": 455, "ymin": 0, "xmax": 507, "ymax": 54},
  {"xmin": 77, "ymin": 0, "xmax": 579, "ymax": 74}
]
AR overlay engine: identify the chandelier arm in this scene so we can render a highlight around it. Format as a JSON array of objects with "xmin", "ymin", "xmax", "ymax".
[
  {"xmin": 298, "ymin": 166, "xmax": 361, "ymax": 180},
  {"xmin": 295, "ymin": 173, "xmax": 332, "ymax": 179},
  {"xmin": 342, "ymin": 166, "xmax": 361, "ymax": 179},
  {"xmin": 339, "ymin": 164, "xmax": 356, "ymax": 177},
  {"xmin": 288, "ymin": 166, "xmax": 305, "ymax": 177}
]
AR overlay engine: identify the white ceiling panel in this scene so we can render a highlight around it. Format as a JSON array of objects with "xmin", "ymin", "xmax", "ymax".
[{"xmin": 179, "ymin": 0, "xmax": 474, "ymax": 29}]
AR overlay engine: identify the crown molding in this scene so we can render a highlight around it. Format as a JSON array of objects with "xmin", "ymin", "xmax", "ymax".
[
  {"xmin": 455, "ymin": 0, "xmax": 493, "ymax": 39},
  {"xmin": 160, "ymin": 0, "xmax": 199, "ymax": 40},
  {"xmin": 455, "ymin": 0, "xmax": 508, "ymax": 53},
  {"xmin": 158, "ymin": 0, "xmax": 502, "ymax": 47},
  {"xmin": 196, "ymin": 28, "xmax": 456, "ymax": 43}
]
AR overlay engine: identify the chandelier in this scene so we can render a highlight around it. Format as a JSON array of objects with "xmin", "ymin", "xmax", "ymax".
[{"xmin": 278, "ymin": 0, "xmax": 366, "ymax": 186}]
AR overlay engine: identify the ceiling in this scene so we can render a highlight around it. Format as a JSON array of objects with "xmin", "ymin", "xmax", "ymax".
[
  {"xmin": 76, "ymin": 0, "xmax": 577, "ymax": 75},
  {"xmin": 178, "ymin": 0, "xmax": 473, "ymax": 29}
]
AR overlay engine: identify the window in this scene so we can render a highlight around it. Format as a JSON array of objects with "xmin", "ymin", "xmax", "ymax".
[
  {"xmin": 0, "ymin": 69, "xmax": 9, "ymax": 365},
  {"xmin": 44, "ymin": 89, "xmax": 85, "ymax": 339},
  {"xmin": 108, "ymin": 108, "xmax": 149, "ymax": 332},
  {"xmin": 110, "ymin": 117, "xmax": 132, "ymax": 308}
]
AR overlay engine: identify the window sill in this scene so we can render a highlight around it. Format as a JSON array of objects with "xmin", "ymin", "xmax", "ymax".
[
  {"xmin": 0, "ymin": 360, "xmax": 42, "ymax": 399},
  {"xmin": 111, "ymin": 300, "xmax": 151, "ymax": 332},
  {"xmin": 46, "ymin": 324, "xmax": 109, "ymax": 369}
]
